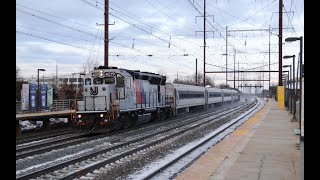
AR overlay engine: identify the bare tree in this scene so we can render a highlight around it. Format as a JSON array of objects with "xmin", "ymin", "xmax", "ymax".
[
  {"xmin": 173, "ymin": 75, "xmax": 196, "ymax": 85},
  {"xmin": 57, "ymin": 82, "xmax": 77, "ymax": 100},
  {"xmin": 16, "ymin": 66, "xmax": 23, "ymax": 101},
  {"xmin": 82, "ymin": 58, "xmax": 100, "ymax": 74},
  {"xmin": 190, "ymin": 73, "xmax": 215, "ymax": 87},
  {"xmin": 218, "ymin": 84, "xmax": 231, "ymax": 89},
  {"xmin": 171, "ymin": 73, "xmax": 216, "ymax": 87},
  {"xmin": 16, "ymin": 66, "xmax": 21, "ymax": 80},
  {"xmin": 205, "ymin": 76, "xmax": 215, "ymax": 87}
]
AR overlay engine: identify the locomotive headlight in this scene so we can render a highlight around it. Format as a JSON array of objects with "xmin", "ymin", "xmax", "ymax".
[
  {"xmin": 77, "ymin": 114, "xmax": 81, "ymax": 118},
  {"xmin": 100, "ymin": 114, "xmax": 104, "ymax": 117},
  {"xmin": 99, "ymin": 70, "xmax": 104, "ymax": 77}
]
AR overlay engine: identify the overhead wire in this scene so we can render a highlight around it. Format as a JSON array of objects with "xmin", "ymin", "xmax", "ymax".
[
  {"xmin": 16, "ymin": 30, "xmax": 96, "ymax": 51},
  {"xmin": 16, "ymin": 24, "xmax": 92, "ymax": 42}
]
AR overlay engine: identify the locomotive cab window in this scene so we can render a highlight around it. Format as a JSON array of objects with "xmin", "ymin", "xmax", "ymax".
[
  {"xmin": 93, "ymin": 78, "xmax": 103, "ymax": 85},
  {"xmin": 85, "ymin": 78, "xmax": 92, "ymax": 85},
  {"xmin": 116, "ymin": 74, "xmax": 124, "ymax": 87},
  {"xmin": 104, "ymin": 77, "xmax": 115, "ymax": 84},
  {"xmin": 126, "ymin": 78, "xmax": 131, "ymax": 88}
]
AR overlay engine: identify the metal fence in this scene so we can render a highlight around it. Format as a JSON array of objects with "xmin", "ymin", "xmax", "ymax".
[
  {"xmin": 16, "ymin": 99, "xmax": 75, "ymax": 114},
  {"xmin": 51, "ymin": 100, "xmax": 75, "ymax": 111}
]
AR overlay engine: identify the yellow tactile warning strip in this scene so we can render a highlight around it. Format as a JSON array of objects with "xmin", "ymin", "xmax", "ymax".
[{"xmin": 175, "ymin": 100, "xmax": 272, "ymax": 180}]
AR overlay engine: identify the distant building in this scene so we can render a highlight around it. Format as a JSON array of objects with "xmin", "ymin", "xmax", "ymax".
[{"xmin": 24, "ymin": 73, "xmax": 84, "ymax": 89}]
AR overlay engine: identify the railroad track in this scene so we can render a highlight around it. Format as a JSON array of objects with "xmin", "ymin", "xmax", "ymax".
[
  {"xmin": 16, "ymin": 133, "xmax": 98, "ymax": 160},
  {"xmin": 16, "ymin": 101, "xmax": 242, "ymax": 161},
  {"xmin": 16, "ymin": 101, "xmax": 242, "ymax": 160},
  {"xmin": 141, "ymin": 98, "xmax": 262, "ymax": 179},
  {"xmin": 16, "ymin": 100, "xmax": 254, "ymax": 179},
  {"xmin": 16, "ymin": 128, "xmax": 74, "ymax": 145}
]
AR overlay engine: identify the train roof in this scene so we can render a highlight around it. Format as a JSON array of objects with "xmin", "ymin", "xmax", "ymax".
[
  {"xmin": 166, "ymin": 83, "xmax": 206, "ymax": 91},
  {"xmin": 165, "ymin": 83, "xmax": 239, "ymax": 93},
  {"xmin": 93, "ymin": 66, "xmax": 166, "ymax": 85}
]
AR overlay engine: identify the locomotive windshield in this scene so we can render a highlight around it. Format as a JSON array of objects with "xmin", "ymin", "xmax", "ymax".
[
  {"xmin": 104, "ymin": 77, "xmax": 115, "ymax": 84},
  {"xmin": 93, "ymin": 78, "xmax": 103, "ymax": 84},
  {"xmin": 85, "ymin": 78, "xmax": 91, "ymax": 85}
]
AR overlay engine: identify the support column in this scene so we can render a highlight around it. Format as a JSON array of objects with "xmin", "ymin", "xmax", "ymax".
[{"xmin": 43, "ymin": 118, "xmax": 51, "ymax": 130}]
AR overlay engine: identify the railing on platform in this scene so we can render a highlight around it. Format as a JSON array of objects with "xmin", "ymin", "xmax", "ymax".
[
  {"xmin": 51, "ymin": 100, "xmax": 75, "ymax": 111},
  {"xmin": 16, "ymin": 99, "xmax": 75, "ymax": 114}
]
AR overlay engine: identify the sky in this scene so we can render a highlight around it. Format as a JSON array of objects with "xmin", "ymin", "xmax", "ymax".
[{"xmin": 16, "ymin": 0, "xmax": 304, "ymax": 89}]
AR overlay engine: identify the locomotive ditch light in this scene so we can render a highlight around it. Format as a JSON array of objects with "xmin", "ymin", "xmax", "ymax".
[
  {"xmin": 78, "ymin": 114, "xmax": 81, "ymax": 118},
  {"xmin": 100, "ymin": 114, "xmax": 104, "ymax": 117}
]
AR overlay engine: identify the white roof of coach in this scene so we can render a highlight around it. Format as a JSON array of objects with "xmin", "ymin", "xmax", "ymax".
[
  {"xmin": 167, "ymin": 83, "xmax": 206, "ymax": 91},
  {"xmin": 205, "ymin": 87, "xmax": 223, "ymax": 93}
]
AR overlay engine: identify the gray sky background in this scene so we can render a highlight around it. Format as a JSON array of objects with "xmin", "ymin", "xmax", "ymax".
[{"xmin": 16, "ymin": 0, "xmax": 304, "ymax": 88}]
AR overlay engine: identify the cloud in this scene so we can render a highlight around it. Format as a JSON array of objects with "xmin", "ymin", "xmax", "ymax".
[{"xmin": 16, "ymin": 0, "xmax": 303, "ymax": 86}]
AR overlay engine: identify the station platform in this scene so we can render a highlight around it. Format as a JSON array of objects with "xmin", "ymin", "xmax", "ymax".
[
  {"xmin": 175, "ymin": 98, "xmax": 302, "ymax": 180},
  {"xmin": 16, "ymin": 110, "xmax": 75, "ymax": 121},
  {"xmin": 16, "ymin": 110, "xmax": 75, "ymax": 137}
]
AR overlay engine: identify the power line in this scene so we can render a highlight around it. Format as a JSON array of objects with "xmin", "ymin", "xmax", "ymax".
[
  {"xmin": 108, "ymin": 13, "xmax": 200, "ymax": 62},
  {"xmin": 227, "ymin": 0, "xmax": 277, "ymax": 27},
  {"xmin": 16, "ymin": 3, "xmax": 98, "ymax": 31},
  {"xmin": 109, "ymin": 33, "xmax": 168, "ymax": 48},
  {"xmin": 81, "ymin": 0, "xmax": 200, "ymax": 60},
  {"xmin": 86, "ymin": 25, "xmax": 102, "ymax": 65},
  {"xmin": 144, "ymin": 0, "xmax": 195, "ymax": 32},
  {"xmin": 291, "ymin": 0, "xmax": 304, "ymax": 30},
  {"xmin": 16, "ymin": 30, "xmax": 96, "ymax": 51},
  {"xmin": 17, "ymin": 3, "xmax": 177, "ymax": 55},
  {"xmin": 95, "ymin": 26, "xmax": 103, "ymax": 62},
  {"xmin": 282, "ymin": 4, "xmax": 297, "ymax": 35},
  {"xmin": 16, "ymin": 8, "xmax": 96, "ymax": 37},
  {"xmin": 89, "ymin": 0, "xmax": 202, "ymax": 47},
  {"xmin": 16, "ymin": 24, "xmax": 92, "ymax": 42}
]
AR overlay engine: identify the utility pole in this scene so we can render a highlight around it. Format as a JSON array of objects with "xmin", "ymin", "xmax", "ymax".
[
  {"xmin": 56, "ymin": 64, "xmax": 58, "ymax": 87},
  {"xmin": 262, "ymin": 63, "xmax": 264, "ymax": 97},
  {"xmin": 269, "ymin": 25, "xmax": 271, "ymax": 90},
  {"xmin": 196, "ymin": 58, "xmax": 198, "ymax": 85},
  {"xmin": 177, "ymin": 70, "xmax": 178, "ymax": 80},
  {"xmin": 279, "ymin": 0, "xmax": 283, "ymax": 86},
  {"xmin": 226, "ymin": 26, "xmax": 228, "ymax": 86},
  {"xmin": 203, "ymin": 0, "xmax": 206, "ymax": 87},
  {"xmin": 238, "ymin": 60, "xmax": 239, "ymax": 89},
  {"xmin": 296, "ymin": 57, "xmax": 299, "ymax": 96},
  {"xmin": 234, "ymin": 48, "xmax": 236, "ymax": 89},
  {"xmin": 105, "ymin": 0, "xmax": 109, "ymax": 67}
]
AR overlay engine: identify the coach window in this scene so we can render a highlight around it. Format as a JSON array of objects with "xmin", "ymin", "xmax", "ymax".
[
  {"xmin": 85, "ymin": 78, "xmax": 91, "ymax": 85},
  {"xmin": 93, "ymin": 78, "xmax": 103, "ymax": 85},
  {"xmin": 104, "ymin": 77, "xmax": 115, "ymax": 84}
]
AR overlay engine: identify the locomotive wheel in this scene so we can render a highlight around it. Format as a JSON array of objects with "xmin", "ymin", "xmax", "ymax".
[
  {"xmin": 151, "ymin": 111, "xmax": 161, "ymax": 122},
  {"xmin": 121, "ymin": 113, "xmax": 137, "ymax": 128}
]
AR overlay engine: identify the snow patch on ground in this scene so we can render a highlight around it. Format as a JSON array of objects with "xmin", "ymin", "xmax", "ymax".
[{"xmin": 19, "ymin": 118, "xmax": 68, "ymax": 131}]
